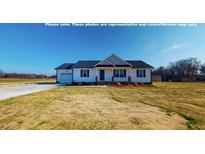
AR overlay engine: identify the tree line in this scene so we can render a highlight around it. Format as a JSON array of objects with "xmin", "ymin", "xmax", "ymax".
[
  {"xmin": 1, "ymin": 57, "xmax": 205, "ymax": 81},
  {"xmin": 0, "ymin": 70, "xmax": 55, "ymax": 79},
  {"xmin": 153, "ymin": 57, "xmax": 205, "ymax": 81}
]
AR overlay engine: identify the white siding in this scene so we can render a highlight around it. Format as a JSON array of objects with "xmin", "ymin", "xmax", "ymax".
[
  {"xmin": 104, "ymin": 69, "xmax": 113, "ymax": 81},
  {"xmin": 96, "ymin": 68, "xmax": 129, "ymax": 82},
  {"xmin": 130, "ymin": 68, "xmax": 151, "ymax": 83},
  {"xmin": 96, "ymin": 68, "xmax": 151, "ymax": 83},
  {"xmin": 113, "ymin": 69, "xmax": 129, "ymax": 82},
  {"xmin": 97, "ymin": 69, "xmax": 113, "ymax": 82},
  {"xmin": 57, "ymin": 67, "xmax": 152, "ymax": 84},
  {"xmin": 73, "ymin": 68, "xmax": 96, "ymax": 83},
  {"xmin": 113, "ymin": 77, "xmax": 129, "ymax": 82}
]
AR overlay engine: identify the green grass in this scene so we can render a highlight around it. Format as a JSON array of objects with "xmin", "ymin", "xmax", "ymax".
[
  {"xmin": 0, "ymin": 82, "xmax": 205, "ymax": 130},
  {"xmin": 0, "ymin": 78, "xmax": 55, "ymax": 87}
]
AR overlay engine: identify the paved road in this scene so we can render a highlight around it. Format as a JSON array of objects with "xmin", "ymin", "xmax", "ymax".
[{"xmin": 0, "ymin": 84, "xmax": 58, "ymax": 101}]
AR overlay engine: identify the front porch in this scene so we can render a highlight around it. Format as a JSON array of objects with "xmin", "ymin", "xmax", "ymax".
[{"xmin": 95, "ymin": 67, "xmax": 131, "ymax": 83}]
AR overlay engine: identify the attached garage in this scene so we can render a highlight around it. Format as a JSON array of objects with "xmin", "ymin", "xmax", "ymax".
[
  {"xmin": 55, "ymin": 63, "xmax": 74, "ymax": 84},
  {"xmin": 59, "ymin": 72, "xmax": 72, "ymax": 84}
]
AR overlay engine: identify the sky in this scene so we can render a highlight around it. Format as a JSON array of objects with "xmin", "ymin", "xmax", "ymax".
[{"xmin": 0, "ymin": 23, "xmax": 205, "ymax": 75}]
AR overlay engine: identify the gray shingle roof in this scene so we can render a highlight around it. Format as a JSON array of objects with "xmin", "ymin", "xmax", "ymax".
[
  {"xmin": 71, "ymin": 60, "xmax": 100, "ymax": 68},
  {"xmin": 126, "ymin": 60, "xmax": 153, "ymax": 68},
  {"xmin": 55, "ymin": 63, "xmax": 74, "ymax": 69},
  {"xmin": 56, "ymin": 60, "xmax": 153, "ymax": 69}
]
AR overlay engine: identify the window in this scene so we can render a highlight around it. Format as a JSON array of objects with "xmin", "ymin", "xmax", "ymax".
[
  {"xmin": 81, "ymin": 69, "xmax": 89, "ymax": 77},
  {"xmin": 113, "ymin": 69, "xmax": 126, "ymax": 78},
  {"xmin": 136, "ymin": 69, "xmax": 146, "ymax": 78}
]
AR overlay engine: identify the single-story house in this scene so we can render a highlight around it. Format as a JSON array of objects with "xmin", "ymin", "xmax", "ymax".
[{"xmin": 55, "ymin": 54, "xmax": 154, "ymax": 84}]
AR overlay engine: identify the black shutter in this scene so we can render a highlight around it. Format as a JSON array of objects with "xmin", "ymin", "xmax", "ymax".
[
  {"xmin": 113, "ymin": 70, "xmax": 115, "ymax": 77},
  {"xmin": 137, "ymin": 70, "xmax": 139, "ymax": 77},
  {"xmin": 124, "ymin": 70, "xmax": 126, "ymax": 77},
  {"xmin": 87, "ymin": 70, "xmax": 89, "ymax": 77},
  {"xmin": 143, "ymin": 70, "xmax": 146, "ymax": 77},
  {"xmin": 81, "ymin": 70, "xmax": 82, "ymax": 77}
]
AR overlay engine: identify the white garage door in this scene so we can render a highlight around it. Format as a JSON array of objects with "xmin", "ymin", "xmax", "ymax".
[{"xmin": 60, "ymin": 73, "xmax": 72, "ymax": 84}]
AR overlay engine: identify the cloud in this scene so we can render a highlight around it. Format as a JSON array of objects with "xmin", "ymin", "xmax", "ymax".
[{"xmin": 161, "ymin": 43, "xmax": 187, "ymax": 53}]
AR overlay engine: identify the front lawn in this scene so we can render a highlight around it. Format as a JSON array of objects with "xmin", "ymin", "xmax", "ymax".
[
  {"xmin": 0, "ymin": 82, "xmax": 205, "ymax": 130},
  {"xmin": 0, "ymin": 78, "xmax": 55, "ymax": 87}
]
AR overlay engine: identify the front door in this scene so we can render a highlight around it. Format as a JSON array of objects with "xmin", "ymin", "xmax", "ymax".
[{"xmin": 100, "ymin": 70, "xmax": 105, "ymax": 81}]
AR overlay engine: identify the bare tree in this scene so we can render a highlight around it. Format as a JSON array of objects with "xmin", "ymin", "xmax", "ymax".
[
  {"xmin": 0, "ymin": 69, "xmax": 3, "ymax": 74},
  {"xmin": 153, "ymin": 66, "xmax": 166, "ymax": 74},
  {"xmin": 201, "ymin": 64, "xmax": 205, "ymax": 74},
  {"xmin": 0, "ymin": 69, "xmax": 4, "ymax": 77},
  {"xmin": 168, "ymin": 57, "xmax": 201, "ymax": 81}
]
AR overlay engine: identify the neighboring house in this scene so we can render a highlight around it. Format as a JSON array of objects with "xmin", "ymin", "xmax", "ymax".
[
  {"xmin": 152, "ymin": 74, "xmax": 162, "ymax": 81},
  {"xmin": 55, "ymin": 54, "xmax": 153, "ymax": 84}
]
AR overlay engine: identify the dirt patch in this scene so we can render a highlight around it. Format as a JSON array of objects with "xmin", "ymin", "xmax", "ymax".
[
  {"xmin": 0, "ymin": 86, "xmax": 190, "ymax": 130},
  {"xmin": 36, "ymin": 92, "xmax": 186, "ymax": 129}
]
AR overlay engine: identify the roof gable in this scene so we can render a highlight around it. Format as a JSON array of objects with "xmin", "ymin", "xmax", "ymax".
[
  {"xmin": 95, "ymin": 54, "xmax": 133, "ymax": 67},
  {"xmin": 96, "ymin": 59, "xmax": 114, "ymax": 66}
]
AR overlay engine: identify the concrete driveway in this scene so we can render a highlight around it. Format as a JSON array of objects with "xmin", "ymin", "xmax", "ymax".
[{"xmin": 0, "ymin": 84, "xmax": 58, "ymax": 101}]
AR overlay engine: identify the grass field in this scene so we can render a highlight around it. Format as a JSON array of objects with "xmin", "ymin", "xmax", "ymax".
[
  {"xmin": 0, "ymin": 78, "xmax": 55, "ymax": 87},
  {"xmin": 0, "ymin": 82, "xmax": 205, "ymax": 130}
]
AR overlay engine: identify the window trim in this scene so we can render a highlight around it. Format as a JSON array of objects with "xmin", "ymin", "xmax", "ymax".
[
  {"xmin": 113, "ymin": 69, "xmax": 126, "ymax": 78},
  {"xmin": 136, "ymin": 69, "xmax": 146, "ymax": 78},
  {"xmin": 81, "ymin": 69, "xmax": 90, "ymax": 78}
]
